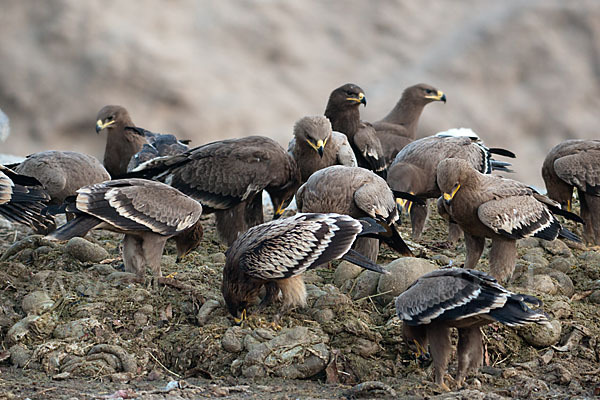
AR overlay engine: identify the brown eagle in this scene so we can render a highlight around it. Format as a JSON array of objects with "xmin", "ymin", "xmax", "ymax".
[
  {"xmin": 222, "ymin": 213, "xmax": 392, "ymax": 324},
  {"xmin": 396, "ymin": 267, "xmax": 549, "ymax": 390}
]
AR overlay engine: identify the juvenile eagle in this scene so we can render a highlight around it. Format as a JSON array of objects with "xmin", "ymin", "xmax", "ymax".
[
  {"xmin": 396, "ymin": 267, "xmax": 549, "ymax": 390},
  {"xmin": 222, "ymin": 213, "xmax": 391, "ymax": 323},
  {"xmin": 47, "ymin": 178, "xmax": 203, "ymax": 277},
  {"xmin": 0, "ymin": 165, "xmax": 54, "ymax": 232}
]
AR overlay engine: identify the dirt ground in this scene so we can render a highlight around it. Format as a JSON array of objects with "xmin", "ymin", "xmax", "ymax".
[{"xmin": 0, "ymin": 204, "xmax": 599, "ymax": 400}]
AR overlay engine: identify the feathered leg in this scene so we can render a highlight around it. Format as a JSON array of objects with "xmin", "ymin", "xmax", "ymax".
[
  {"xmin": 489, "ymin": 238, "xmax": 516, "ymax": 283},
  {"xmin": 352, "ymin": 237, "xmax": 379, "ymax": 263},
  {"xmin": 581, "ymin": 191, "xmax": 600, "ymax": 246},
  {"xmin": 215, "ymin": 202, "xmax": 248, "ymax": 246},
  {"xmin": 456, "ymin": 326, "xmax": 484, "ymax": 384},
  {"xmin": 403, "ymin": 324, "xmax": 429, "ymax": 361},
  {"xmin": 410, "ymin": 202, "xmax": 429, "ymax": 241},
  {"xmin": 142, "ymin": 234, "xmax": 168, "ymax": 277},
  {"xmin": 215, "ymin": 195, "xmax": 265, "ymax": 246},
  {"xmin": 427, "ymin": 323, "xmax": 452, "ymax": 391},
  {"xmin": 122, "ymin": 234, "xmax": 145, "ymax": 276},
  {"xmin": 259, "ymin": 281, "xmax": 281, "ymax": 307},
  {"xmin": 464, "ymin": 233, "xmax": 485, "ymax": 269},
  {"xmin": 446, "ymin": 222, "xmax": 463, "ymax": 246}
]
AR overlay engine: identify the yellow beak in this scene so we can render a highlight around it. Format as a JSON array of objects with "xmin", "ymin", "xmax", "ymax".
[
  {"xmin": 233, "ymin": 308, "xmax": 247, "ymax": 325},
  {"xmin": 396, "ymin": 195, "xmax": 413, "ymax": 215},
  {"xmin": 306, "ymin": 138, "xmax": 327, "ymax": 157},
  {"xmin": 443, "ymin": 184, "xmax": 461, "ymax": 203},
  {"xmin": 96, "ymin": 119, "xmax": 115, "ymax": 133},
  {"xmin": 424, "ymin": 90, "xmax": 447, "ymax": 103},
  {"xmin": 273, "ymin": 201, "xmax": 286, "ymax": 219},
  {"xmin": 346, "ymin": 92, "xmax": 367, "ymax": 106}
]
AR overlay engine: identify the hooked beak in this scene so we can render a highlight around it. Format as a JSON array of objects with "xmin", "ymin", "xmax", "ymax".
[
  {"xmin": 175, "ymin": 249, "xmax": 192, "ymax": 263},
  {"xmin": 96, "ymin": 119, "xmax": 115, "ymax": 133},
  {"xmin": 347, "ymin": 92, "xmax": 367, "ymax": 106},
  {"xmin": 396, "ymin": 197, "xmax": 413, "ymax": 216},
  {"xmin": 425, "ymin": 90, "xmax": 446, "ymax": 103},
  {"xmin": 233, "ymin": 309, "xmax": 247, "ymax": 325},
  {"xmin": 273, "ymin": 200, "xmax": 286, "ymax": 220},
  {"xmin": 306, "ymin": 138, "xmax": 326, "ymax": 158},
  {"xmin": 443, "ymin": 184, "xmax": 461, "ymax": 205}
]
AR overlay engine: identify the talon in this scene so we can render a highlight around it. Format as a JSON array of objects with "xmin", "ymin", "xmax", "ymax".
[
  {"xmin": 269, "ymin": 321, "xmax": 282, "ymax": 331},
  {"xmin": 165, "ymin": 272, "xmax": 178, "ymax": 279}
]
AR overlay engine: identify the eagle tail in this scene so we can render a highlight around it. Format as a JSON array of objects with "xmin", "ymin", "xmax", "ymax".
[
  {"xmin": 46, "ymin": 215, "xmax": 102, "ymax": 241},
  {"xmin": 488, "ymin": 294, "xmax": 550, "ymax": 327},
  {"xmin": 341, "ymin": 248, "xmax": 387, "ymax": 274}
]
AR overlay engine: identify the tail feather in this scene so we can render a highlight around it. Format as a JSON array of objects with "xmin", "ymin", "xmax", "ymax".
[
  {"xmin": 547, "ymin": 204, "xmax": 584, "ymax": 224},
  {"xmin": 341, "ymin": 248, "xmax": 387, "ymax": 274},
  {"xmin": 46, "ymin": 215, "xmax": 102, "ymax": 241},
  {"xmin": 488, "ymin": 148, "xmax": 516, "ymax": 158},
  {"xmin": 488, "ymin": 295, "xmax": 549, "ymax": 327},
  {"xmin": 558, "ymin": 227, "xmax": 581, "ymax": 243},
  {"xmin": 490, "ymin": 160, "xmax": 514, "ymax": 173},
  {"xmin": 357, "ymin": 218, "xmax": 413, "ymax": 256},
  {"xmin": 391, "ymin": 190, "xmax": 426, "ymax": 205}
]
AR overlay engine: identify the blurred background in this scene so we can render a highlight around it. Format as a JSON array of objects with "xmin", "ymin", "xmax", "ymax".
[{"xmin": 0, "ymin": 0, "xmax": 599, "ymax": 188}]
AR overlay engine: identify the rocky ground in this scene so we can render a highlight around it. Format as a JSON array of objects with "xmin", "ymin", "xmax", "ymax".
[{"xmin": 0, "ymin": 204, "xmax": 599, "ymax": 400}]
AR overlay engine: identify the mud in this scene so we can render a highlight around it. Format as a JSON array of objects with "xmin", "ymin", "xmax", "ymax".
[{"xmin": 0, "ymin": 206, "xmax": 599, "ymax": 399}]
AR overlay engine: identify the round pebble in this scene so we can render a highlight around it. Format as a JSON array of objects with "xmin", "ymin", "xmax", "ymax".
[
  {"xmin": 541, "ymin": 239, "xmax": 572, "ymax": 257},
  {"xmin": 548, "ymin": 271, "xmax": 574, "ymax": 297},
  {"xmin": 21, "ymin": 291, "xmax": 54, "ymax": 316},
  {"xmin": 333, "ymin": 261, "xmax": 364, "ymax": 288},
  {"xmin": 350, "ymin": 270, "xmax": 380, "ymax": 300},
  {"xmin": 531, "ymin": 274, "xmax": 557, "ymax": 295},
  {"xmin": 518, "ymin": 319, "xmax": 561, "ymax": 347},
  {"xmin": 376, "ymin": 257, "xmax": 437, "ymax": 305},
  {"xmin": 65, "ymin": 237, "xmax": 109, "ymax": 263},
  {"xmin": 549, "ymin": 300, "xmax": 572, "ymax": 319}
]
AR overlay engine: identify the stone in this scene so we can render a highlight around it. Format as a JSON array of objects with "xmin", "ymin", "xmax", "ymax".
[
  {"xmin": 312, "ymin": 290, "xmax": 351, "ymax": 309},
  {"xmin": 548, "ymin": 257, "xmax": 574, "ymax": 274},
  {"xmin": 222, "ymin": 326, "xmax": 247, "ymax": 353},
  {"xmin": 196, "ymin": 299, "xmax": 220, "ymax": 326},
  {"xmin": 352, "ymin": 338, "xmax": 379, "ymax": 358},
  {"xmin": 313, "ymin": 308, "xmax": 335, "ymax": 324},
  {"xmin": 376, "ymin": 257, "xmax": 437, "ymax": 305},
  {"xmin": 333, "ymin": 261, "xmax": 363, "ymax": 288},
  {"xmin": 241, "ymin": 326, "xmax": 329, "ymax": 379},
  {"xmin": 548, "ymin": 271, "xmax": 574, "ymax": 297},
  {"xmin": 518, "ymin": 319, "xmax": 561, "ymax": 347},
  {"xmin": 521, "ymin": 252, "xmax": 548, "ymax": 268},
  {"xmin": 65, "ymin": 237, "xmax": 109, "ymax": 263},
  {"xmin": 588, "ymin": 290, "xmax": 600, "ymax": 304},
  {"xmin": 350, "ymin": 270, "xmax": 380, "ymax": 300},
  {"xmin": 8, "ymin": 344, "xmax": 31, "ymax": 368},
  {"xmin": 208, "ymin": 252, "xmax": 226, "ymax": 264},
  {"xmin": 548, "ymin": 301, "xmax": 572, "ymax": 319},
  {"xmin": 531, "ymin": 274, "xmax": 557, "ymax": 295},
  {"xmin": 431, "ymin": 254, "xmax": 452, "ymax": 266},
  {"xmin": 517, "ymin": 237, "xmax": 541, "ymax": 249},
  {"xmin": 53, "ymin": 318, "xmax": 101, "ymax": 339},
  {"xmin": 541, "ymin": 239, "xmax": 572, "ymax": 257},
  {"xmin": 21, "ymin": 291, "xmax": 54, "ymax": 316}
]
